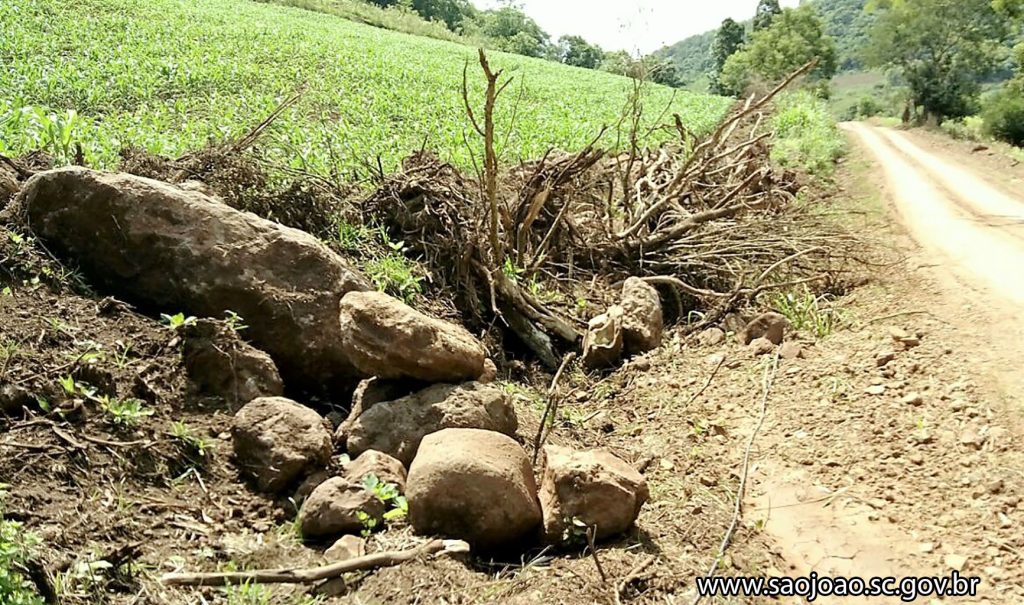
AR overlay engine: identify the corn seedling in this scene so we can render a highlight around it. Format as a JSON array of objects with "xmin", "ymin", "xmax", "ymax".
[{"xmin": 160, "ymin": 312, "xmax": 197, "ymax": 331}]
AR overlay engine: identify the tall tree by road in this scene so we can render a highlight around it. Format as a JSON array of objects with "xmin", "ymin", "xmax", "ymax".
[{"xmin": 866, "ymin": 0, "xmax": 1012, "ymax": 122}]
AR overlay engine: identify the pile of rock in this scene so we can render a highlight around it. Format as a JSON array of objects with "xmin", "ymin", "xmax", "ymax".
[
  {"xmin": 231, "ymin": 291, "xmax": 649, "ymax": 551},
  {"xmin": 13, "ymin": 167, "xmax": 649, "ymax": 553}
]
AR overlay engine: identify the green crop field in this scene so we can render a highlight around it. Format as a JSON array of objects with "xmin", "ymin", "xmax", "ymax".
[{"xmin": 0, "ymin": 0, "xmax": 731, "ymax": 178}]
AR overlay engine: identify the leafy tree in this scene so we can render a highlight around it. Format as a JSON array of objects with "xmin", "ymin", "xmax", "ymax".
[
  {"xmin": 477, "ymin": 6, "xmax": 551, "ymax": 58},
  {"xmin": 557, "ymin": 35, "xmax": 604, "ymax": 69},
  {"xmin": 866, "ymin": 0, "xmax": 1012, "ymax": 121},
  {"xmin": 649, "ymin": 60, "xmax": 681, "ymax": 87},
  {"xmin": 411, "ymin": 0, "xmax": 475, "ymax": 30},
  {"xmin": 753, "ymin": 0, "xmax": 782, "ymax": 31},
  {"xmin": 720, "ymin": 6, "xmax": 837, "ymax": 95},
  {"xmin": 710, "ymin": 18, "xmax": 746, "ymax": 94}
]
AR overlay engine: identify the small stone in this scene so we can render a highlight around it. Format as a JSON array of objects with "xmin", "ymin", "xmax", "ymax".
[
  {"xmin": 901, "ymin": 392, "xmax": 924, "ymax": 406},
  {"xmin": 479, "ymin": 359, "xmax": 499, "ymax": 384},
  {"xmin": 339, "ymin": 290, "xmax": 488, "ymax": 382},
  {"xmin": 908, "ymin": 452, "xmax": 924, "ymax": 465},
  {"xmin": 696, "ymin": 328, "xmax": 726, "ymax": 347},
  {"xmin": 582, "ymin": 306, "xmax": 625, "ymax": 370},
  {"xmin": 779, "ymin": 341, "xmax": 803, "ymax": 360},
  {"xmin": 960, "ymin": 426, "xmax": 986, "ymax": 450},
  {"xmin": 749, "ymin": 337, "xmax": 776, "ymax": 357},
  {"xmin": 343, "ymin": 450, "xmax": 407, "ymax": 492},
  {"xmin": 997, "ymin": 512, "xmax": 1012, "ymax": 528},
  {"xmin": 620, "ymin": 277, "xmax": 664, "ymax": 355},
  {"xmin": 739, "ymin": 312, "xmax": 789, "ymax": 345},
  {"xmin": 407, "ymin": 428, "xmax": 541, "ymax": 550},
  {"xmin": 875, "ymin": 350, "xmax": 896, "ymax": 367},
  {"xmin": 865, "ymin": 384, "xmax": 886, "ymax": 396},
  {"xmin": 943, "ymin": 553, "xmax": 968, "ymax": 572},
  {"xmin": 299, "ymin": 477, "xmax": 385, "ymax": 539},
  {"xmin": 325, "ymin": 535, "xmax": 366, "ymax": 562},
  {"xmin": 232, "ymin": 397, "xmax": 334, "ymax": 493},
  {"xmin": 918, "ymin": 542, "xmax": 935, "ymax": 553},
  {"xmin": 538, "ymin": 445, "xmax": 649, "ymax": 543}
]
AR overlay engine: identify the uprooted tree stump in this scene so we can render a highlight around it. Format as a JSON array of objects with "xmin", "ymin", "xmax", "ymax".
[{"xmin": 365, "ymin": 58, "xmax": 858, "ymax": 368}]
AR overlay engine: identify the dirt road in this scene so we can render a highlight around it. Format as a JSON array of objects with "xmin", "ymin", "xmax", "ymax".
[
  {"xmin": 730, "ymin": 125, "xmax": 1024, "ymax": 604},
  {"xmin": 843, "ymin": 122, "xmax": 1024, "ymax": 308}
]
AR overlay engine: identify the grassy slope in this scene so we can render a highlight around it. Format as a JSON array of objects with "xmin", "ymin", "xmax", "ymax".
[{"xmin": 0, "ymin": 0, "xmax": 730, "ymax": 176}]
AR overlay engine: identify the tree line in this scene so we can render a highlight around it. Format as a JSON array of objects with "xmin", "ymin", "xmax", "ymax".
[
  {"xmin": 703, "ymin": 0, "xmax": 1023, "ymax": 144},
  {"xmin": 364, "ymin": 0, "xmax": 683, "ymax": 86}
]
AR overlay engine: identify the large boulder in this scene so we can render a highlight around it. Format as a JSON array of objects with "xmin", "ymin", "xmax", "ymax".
[
  {"xmin": 620, "ymin": 278, "xmax": 663, "ymax": 355},
  {"xmin": 232, "ymin": 397, "xmax": 333, "ymax": 493},
  {"xmin": 407, "ymin": 428, "xmax": 541, "ymax": 550},
  {"xmin": 346, "ymin": 382, "xmax": 518, "ymax": 466},
  {"xmin": 539, "ymin": 446, "xmax": 649, "ymax": 543},
  {"xmin": 182, "ymin": 319, "xmax": 283, "ymax": 407},
  {"xmin": 338, "ymin": 291, "xmax": 487, "ymax": 383},
  {"xmin": 15, "ymin": 168, "xmax": 370, "ymax": 391},
  {"xmin": 299, "ymin": 477, "xmax": 385, "ymax": 539}
]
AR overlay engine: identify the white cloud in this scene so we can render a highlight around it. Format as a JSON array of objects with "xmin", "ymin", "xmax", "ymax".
[{"xmin": 472, "ymin": 0, "xmax": 800, "ymax": 54}]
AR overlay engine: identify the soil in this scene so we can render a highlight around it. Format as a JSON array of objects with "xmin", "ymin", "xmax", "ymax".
[{"xmin": 4, "ymin": 126, "xmax": 1024, "ymax": 604}]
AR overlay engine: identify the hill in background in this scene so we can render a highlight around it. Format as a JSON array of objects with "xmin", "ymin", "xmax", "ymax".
[{"xmin": 658, "ymin": 0, "xmax": 872, "ymax": 89}]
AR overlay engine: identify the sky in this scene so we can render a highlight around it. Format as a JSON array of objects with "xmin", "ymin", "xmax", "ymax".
[{"xmin": 472, "ymin": 0, "xmax": 801, "ymax": 54}]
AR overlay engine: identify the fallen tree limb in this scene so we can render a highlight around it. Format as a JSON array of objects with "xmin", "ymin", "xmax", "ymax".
[{"xmin": 159, "ymin": 539, "xmax": 469, "ymax": 587}]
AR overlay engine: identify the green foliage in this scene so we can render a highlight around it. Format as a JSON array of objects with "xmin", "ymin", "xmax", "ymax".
[
  {"xmin": 656, "ymin": 29, "xmax": 717, "ymax": 88},
  {"xmin": 361, "ymin": 473, "xmax": 408, "ymax": 522},
  {"xmin": 940, "ymin": 115, "xmax": 987, "ymax": 141},
  {"xmin": 815, "ymin": 0, "xmax": 874, "ymax": 71},
  {"xmin": 753, "ymin": 0, "xmax": 783, "ymax": 31},
  {"xmin": 557, "ymin": 35, "xmax": 604, "ymax": 69},
  {"xmin": 100, "ymin": 396, "xmax": 154, "ymax": 428},
  {"xmin": 0, "ymin": 489, "xmax": 45, "ymax": 605},
  {"xmin": 981, "ymin": 81, "xmax": 1024, "ymax": 146},
  {"xmin": 710, "ymin": 19, "xmax": 746, "ymax": 95},
  {"xmin": 771, "ymin": 91, "xmax": 846, "ymax": 176},
  {"xmin": 269, "ymin": 0, "xmax": 463, "ymax": 42},
  {"xmin": 866, "ymin": 0, "xmax": 1012, "ymax": 121},
  {"xmin": 720, "ymin": 6, "xmax": 838, "ymax": 96},
  {"xmin": 365, "ymin": 252, "xmax": 423, "ymax": 303},
  {"xmin": 171, "ymin": 421, "xmax": 214, "ymax": 459},
  {"xmin": 160, "ymin": 312, "xmax": 197, "ymax": 331},
  {"xmin": 223, "ymin": 310, "xmax": 248, "ymax": 333},
  {"xmin": 477, "ymin": 6, "xmax": 550, "ymax": 58},
  {"xmin": 769, "ymin": 286, "xmax": 843, "ymax": 338},
  {"xmin": 0, "ymin": 103, "xmax": 81, "ymax": 164},
  {"xmin": 0, "ymin": 0, "xmax": 727, "ymax": 178}
]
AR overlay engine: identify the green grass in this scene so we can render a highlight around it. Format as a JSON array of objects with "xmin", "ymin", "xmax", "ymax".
[
  {"xmin": 771, "ymin": 91, "xmax": 846, "ymax": 177},
  {"xmin": 0, "ymin": 0, "xmax": 730, "ymax": 177},
  {"xmin": 0, "ymin": 489, "xmax": 44, "ymax": 605}
]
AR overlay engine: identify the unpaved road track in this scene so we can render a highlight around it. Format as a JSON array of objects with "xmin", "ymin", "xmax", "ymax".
[
  {"xmin": 843, "ymin": 122, "xmax": 1024, "ymax": 308},
  {"xmin": 736, "ymin": 125, "xmax": 1024, "ymax": 605}
]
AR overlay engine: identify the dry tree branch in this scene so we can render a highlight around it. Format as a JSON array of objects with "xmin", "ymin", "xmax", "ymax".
[
  {"xmin": 691, "ymin": 353, "xmax": 778, "ymax": 605},
  {"xmin": 160, "ymin": 539, "xmax": 470, "ymax": 587}
]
